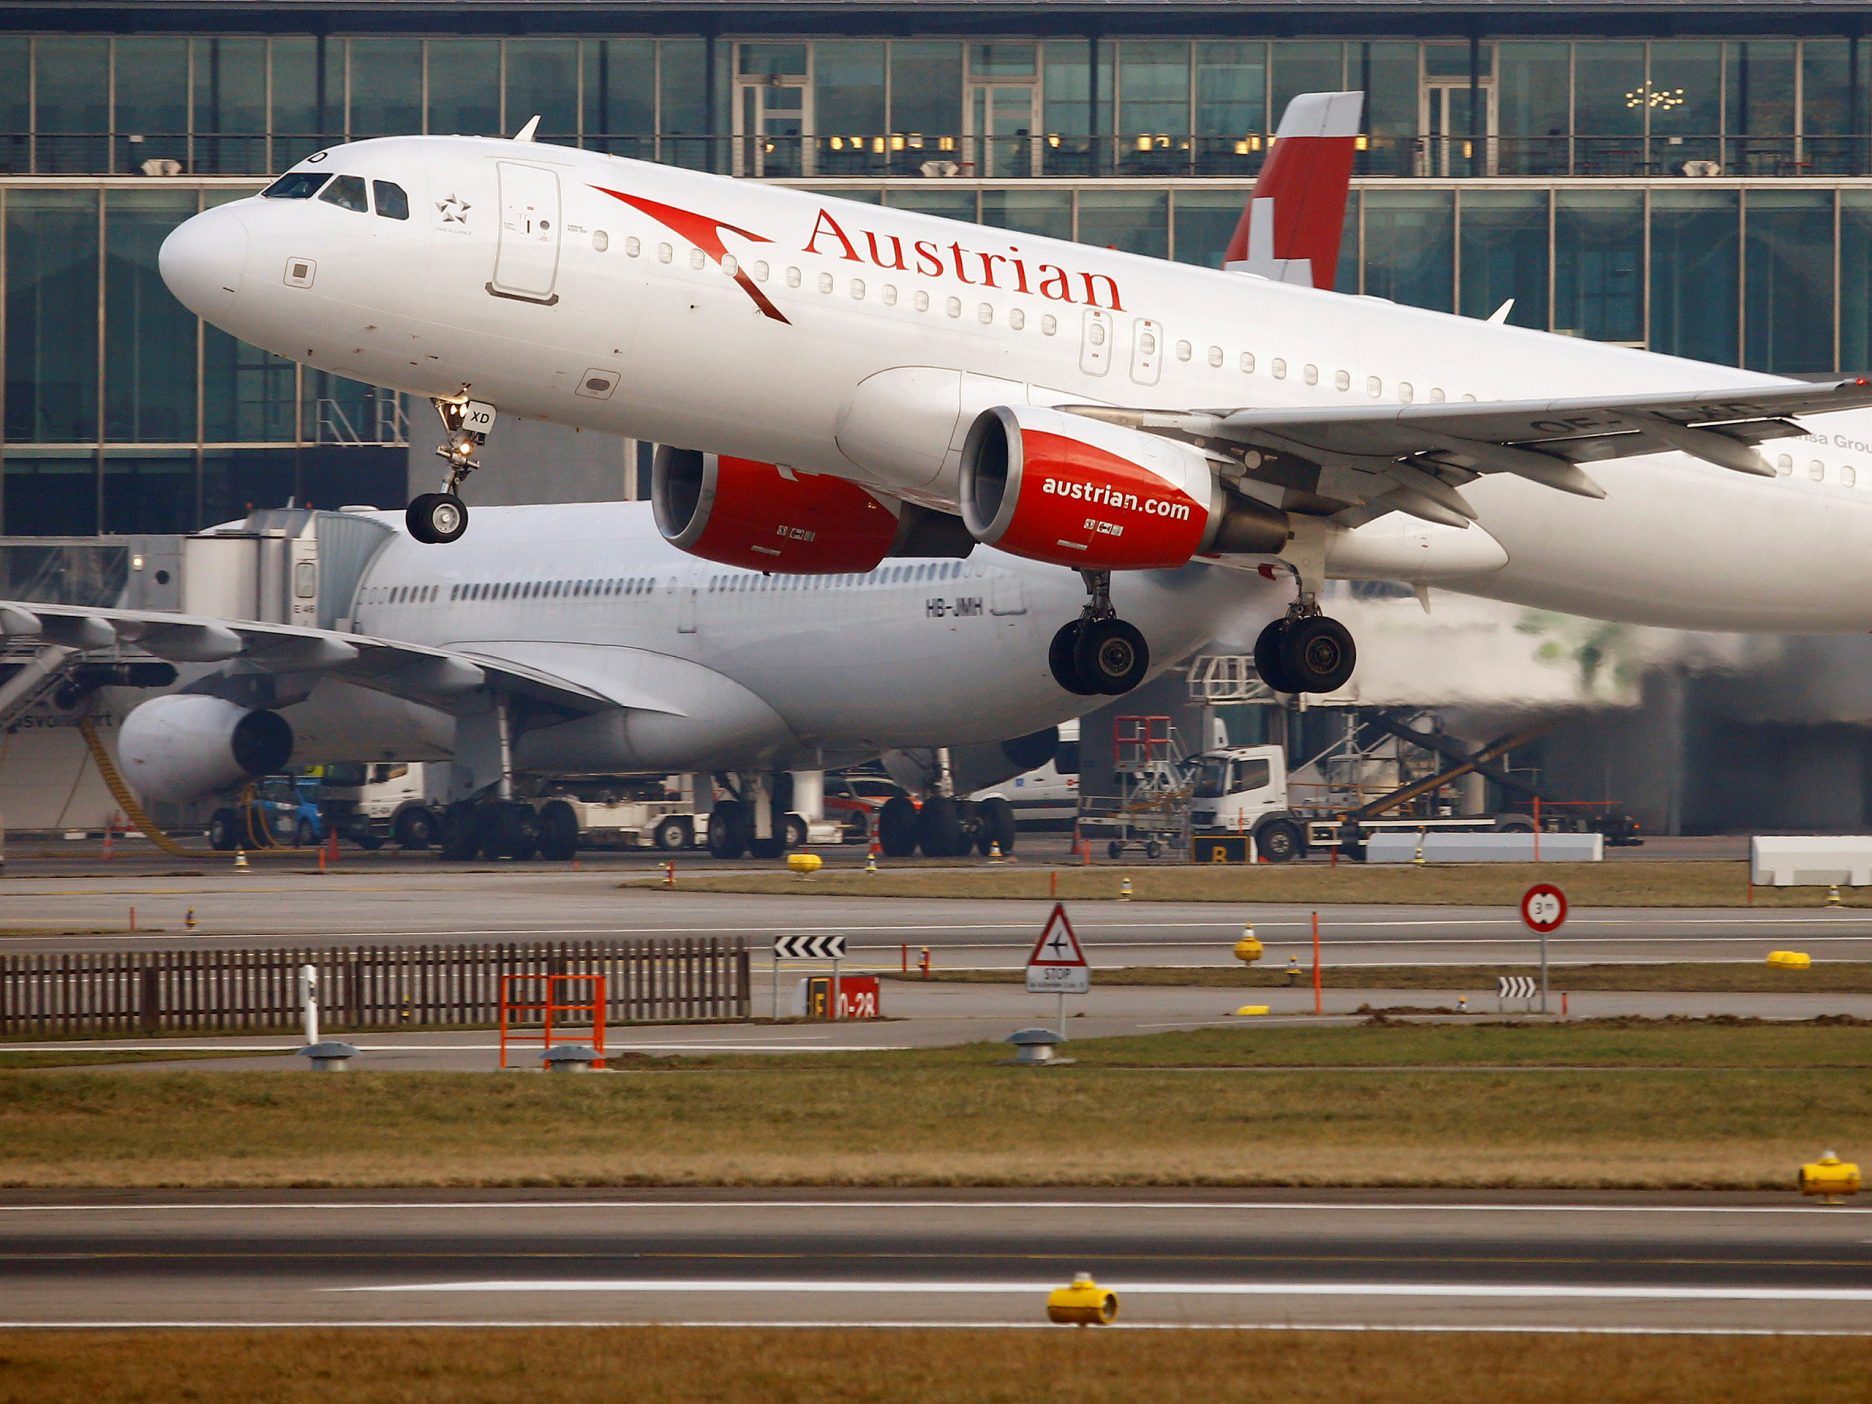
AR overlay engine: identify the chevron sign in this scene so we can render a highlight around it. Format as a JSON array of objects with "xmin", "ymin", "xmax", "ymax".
[
  {"xmin": 1497, "ymin": 976, "xmax": 1538, "ymax": 1001},
  {"xmin": 774, "ymin": 934, "xmax": 846, "ymax": 961}
]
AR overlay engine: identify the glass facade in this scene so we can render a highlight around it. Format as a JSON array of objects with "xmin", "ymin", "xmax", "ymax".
[{"xmin": 0, "ymin": 31, "xmax": 1867, "ymax": 179}]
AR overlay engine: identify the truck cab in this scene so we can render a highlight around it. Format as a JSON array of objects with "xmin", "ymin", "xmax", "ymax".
[{"xmin": 1186, "ymin": 745, "xmax": 1310, "ymax": 860}]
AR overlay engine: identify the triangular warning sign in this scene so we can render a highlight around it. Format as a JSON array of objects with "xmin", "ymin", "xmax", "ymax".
[{"xmin": 1026, "ymin": 903, "xmax": 1088, "ymax": 969}]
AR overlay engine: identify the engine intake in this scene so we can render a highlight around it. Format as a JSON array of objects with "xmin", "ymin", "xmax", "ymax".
[
  {"xmin": 960, "ymin": 406, "xmax": 1288, "ymax": 570},
  {"xmin": 116, "ymin": 694, "xmax": 293, "ymax": 804},
  {"xmin": 654, "ymin": 447, "xmax": 968, "ymax": 573}
]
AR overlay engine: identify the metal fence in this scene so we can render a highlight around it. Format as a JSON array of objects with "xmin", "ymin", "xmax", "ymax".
[{"xmin": 0, "ymin": 939, "xmax": 750, "ymax": 1038}]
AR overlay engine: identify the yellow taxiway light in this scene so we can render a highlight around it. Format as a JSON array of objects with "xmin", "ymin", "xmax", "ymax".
[
  {"xmin": 1800, "ymin": 1151, "xmax": 1861, "ymax": 1201},
  {"xmin": 787, "ymin": 852, "xmax": 823, "ymax": 876},
  {"xmin": 1047, "ymin": 1272, "xmax": 1119, "ymax": 1325},
  {"xmin": 1766, "ymin": 950, "xmax": 1812, "ymax": 969}
]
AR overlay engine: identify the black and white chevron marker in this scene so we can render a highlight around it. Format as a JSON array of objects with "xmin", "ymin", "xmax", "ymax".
[
  {"xmin": 774, "ymin": 934, "xmax": 847, "ymax": 961},
  {"xmin": 1496, "ymin": 975, "xmax": 1539, "ymax": 1001}
]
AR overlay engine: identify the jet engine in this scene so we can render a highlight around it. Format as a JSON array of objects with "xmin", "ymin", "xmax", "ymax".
[
  {"xmin": 959, "ymin": 405, "xmax": 1288, "ymax": 570},
  {"xmin": 116, "ymin": 694, "xmax": 294, "ymax": 804},
  {"xmin": 653, "ymin": 447, "xmax": 972, "ymax": 573}
]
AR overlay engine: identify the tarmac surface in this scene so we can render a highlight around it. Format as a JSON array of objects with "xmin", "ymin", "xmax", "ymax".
[{"xmin": 1, "ymin": 1190, "xmax": 1867, "ymax": 1333}]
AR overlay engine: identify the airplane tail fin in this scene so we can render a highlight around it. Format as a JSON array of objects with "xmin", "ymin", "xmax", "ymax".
[{"xmin": 1222, "ymin": 91, "xmax": 1364, "ymax": 291}]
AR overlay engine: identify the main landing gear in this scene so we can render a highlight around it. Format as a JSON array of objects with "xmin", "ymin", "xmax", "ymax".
[
  {"xmin": 407, "ymin": 396, "xmax": 496, "ymax": 544},
  {"xmin": 1253, "ymin": 603, "xmax": 1357, "ymax": 696},
  {"xmin": 1048, "ymin": 570, "xmax": 1150, "ymax": 697}
]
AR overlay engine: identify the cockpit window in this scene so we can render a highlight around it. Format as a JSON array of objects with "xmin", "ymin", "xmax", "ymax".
[
  {"xmin": 264, "ymin": 171, "xmax": 331, "ymax": 200},
  {"xmin": 372, "ymin": 180, "xmax": 410, "ymax": 220},
  {"xmin": 317, "ymin": 175, "xmax": 369, "ymax": 213}
]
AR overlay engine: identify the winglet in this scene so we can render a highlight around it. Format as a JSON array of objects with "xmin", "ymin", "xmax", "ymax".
[
  {"xmin": 1223, "ymin": 91, "xmax": 1363, "ymax": 291},
  {"xmin": 514, "ymin": 115, "xmax": 542, "ymax": 143}
]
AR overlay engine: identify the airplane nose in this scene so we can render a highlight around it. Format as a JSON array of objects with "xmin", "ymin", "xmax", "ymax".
[{"xmin": 159, "ymin": 207, "xmax": 248, "ymax": 322}]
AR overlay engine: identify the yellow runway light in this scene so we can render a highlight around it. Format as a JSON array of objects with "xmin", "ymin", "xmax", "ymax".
[
  {"xmin": 1047, "ymin": 1272, "xmax": 1119, "ymax": 1325},
  {"xmin": 1799, "ymin": 1151, "xmax": 1861, "ymax": 1201},
  {"xmin": 787, "ymin": 852, "xmax": 823, "ymax": 876},
  {"xmin": 1231, "ymin": 1005, "xmax": 1270, "ymax": 1017},
  {"xmin": 1766, "ymin": 950, "xmax": 1812, "ymax": 969}
]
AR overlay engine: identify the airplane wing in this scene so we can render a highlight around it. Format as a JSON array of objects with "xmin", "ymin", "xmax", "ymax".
[
  {"xmin": 1069, "ymin": 376, "xmax": 1872, "ymax": 529},
  {"xmin": 0, "ymin": 602, "xmax": 621, "ymax": 718}
]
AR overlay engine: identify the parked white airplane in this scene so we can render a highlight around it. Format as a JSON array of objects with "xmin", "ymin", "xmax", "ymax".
[
  {"xmin": 156, "ymin": 92, "xmax": 1872, "ymax": 701},
  {"xmin": 0, "ymin": 502, "xmax": 1272, "ymax": 859}
]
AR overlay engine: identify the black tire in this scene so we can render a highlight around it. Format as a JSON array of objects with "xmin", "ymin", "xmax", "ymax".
[
  {"xmin": 1255, "ymin": 818, "xmax": 1305, "ymax": 864},
  {"xmin": 785, "ymin": 814, "xmax": 809, "ymax": 849},
  {"xmin": 707, "ymin": 801, "xmax": 749, "ymax": 860},
  {"xmin": 954, "ymin": 799, "xmax": 983, "ymax": 855},
  {"xmin": 437, "ymin": 805, "xmax": 482, "ymax": 861},
  {"xmin": 293, "ymin": 819, "xmax": 318, "ymax": 848},
  {"xmin": 405, "ymin": 493, "xmax": 439, "ymax": 544},
  {"xmin": 979, "ymin": 796, "xmax": 1017, "ymax": 855},
  {"xmin": 408, "ymin": 491, "xmax": 468, "ymax": 545},
  {"xmin": 1074, "ymin": 617, "xmax": 1150, "ymax": 695},
  {"xmin": 653, "ymin": 815, "xmax": 690, "ymax": 851},
  {"xmin": 1492, "ymin": 813, "xmax": 1537, "ymax": 833},
  {"xmin": 536, "ymin": 799, "xmax": 580, "ymax": 861},
  {"xmin": 1049, "ymin": 620, "xmax": 1097, "ymax": 694},
  {"xmin": 207, "ymin": 807, "xmax": 240, "ymax": 852},
  {"xmin": 353, "ymin": 833, "xmax": 383, "ymax": 852},
  {"xmin": 1253, "ymin": 618, "xmax": 1294, "ymax": 694},
  {"xmin": 1279, "ymin": 615, "xmax": 1357, "ymax": 694},
  {"xmin": 489, "ymin": 803, "xmax": 536, "ymax": 861},
  {"xmin": 1107, "ymin": 840, "xmax": 1125, "ymax": 860},
  {"xmin": 915, "ymin": 795, "xmax": 964, "ymax": 859},
  {"xmin": 878, "ymin": 796, "xmax": 918, "ymax": 857},
  {"xmin": 1145, "ymin": 839, "xmax": 1162, "ymax": 860},
  {"xmin": 749, "ymin": 835, "xmax": 788, "ymax": 861},
  {"xmin": 394, "ymin": 807, "xmax": 436, "ymax": 851}
]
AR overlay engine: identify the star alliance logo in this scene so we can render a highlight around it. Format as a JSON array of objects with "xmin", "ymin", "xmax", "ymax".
[{"xmin": 436, "ymin": 194, "xmax": 471, "ymax": 224}]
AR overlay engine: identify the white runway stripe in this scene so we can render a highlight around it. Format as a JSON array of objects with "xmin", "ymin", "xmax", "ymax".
[{"xmin": 2, "ymin": 1321, "xmax": 1869, "ymax": 1336}]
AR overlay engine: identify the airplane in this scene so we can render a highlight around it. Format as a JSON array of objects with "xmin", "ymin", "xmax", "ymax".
[
  {"xmin": 0, "ymin": 500, "xmax": 1276, "ymax": 861},
  {"xmin": 155, "ymin": 90, "xmax": 1872, "ymax": 705}
]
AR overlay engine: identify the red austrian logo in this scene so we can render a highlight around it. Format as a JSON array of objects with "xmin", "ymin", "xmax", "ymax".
[{"xmin": 592, "ymin": 186, "xmax": 790, "ymax": 323}]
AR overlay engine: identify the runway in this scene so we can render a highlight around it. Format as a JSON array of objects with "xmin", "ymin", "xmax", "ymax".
[{"xmin": 3, "ymin": 1191, "xmax": 1868, "ymax": 1333}]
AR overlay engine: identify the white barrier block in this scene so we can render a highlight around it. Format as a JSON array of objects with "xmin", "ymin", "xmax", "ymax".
[
  {"xmin": 1364, "ymin": 832, "xmax": 1603, "ymax": 864},
  {"xmin": 1750, "ymin": 836, "xmax": 1872, "ymax": 887}
]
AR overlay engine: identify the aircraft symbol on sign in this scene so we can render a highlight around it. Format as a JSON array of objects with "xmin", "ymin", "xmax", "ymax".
[{"xmin": 1026, "ymin": 903, "xmax": 1088, "ymax": 968}]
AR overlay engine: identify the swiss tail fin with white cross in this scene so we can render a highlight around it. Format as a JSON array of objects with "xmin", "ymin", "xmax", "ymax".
[{"xmin": 1223, "ymin": 91, "xmax": 1363, "ymax": 291}]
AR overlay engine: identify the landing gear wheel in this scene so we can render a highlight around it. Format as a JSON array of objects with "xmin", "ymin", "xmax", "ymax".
[
  {"xmin": 1255, "ymin": 818, "xmax": 1305, "ymax": 864},
  {"xmin": 437, "ymin": 804, "xmax": 483, "ymax": 861},
  {"xmin": 707, "ymin": 800, "xmax": 750, "ymax": 860},
  {"xmin": 653, "ymin": 815, "xmax": 691, "ymax": 852},
  {"xmin": 877, "ymin": 796, "xmax": 919, "ymax": 858},
  {"xmin": 207, "ymin": 807, "xmax": 240, "ymax": 852},
  {"xmin": 406, "ymin": 491, "xmax": 468, "ymax": 545},
  {"xmin": 785, "ymin": 815, "xmax": 809, "ymax": 850},
  {"xmin": 394, "ymin": 808, "xmax": 436, "ymax": 851},
  {"xmin": 1278, "ymin": 615, "xmax": 1356, "ymax": 694},
  {"xmin": 978, "ymin": 796, "xmax": 1017, "ymax": 856},
  {"xmin": 1253, "ymin": 618, "xmax": 1294, "ymax": 694},
  {"xmin": 1074, "ymin": 617, "xmax": 1150, "ymax": 696},
  {"xmin": 536, "ymin": 799, "xmax": 579, "ymax": 862},
  {"xmin": 487, "ymin": 802, "xmax": 536, "ymax": 861},
  {"xmin": 1048, "ymin": 621, "xmax": 1098, "ymax": 695},
  {"xmin": 915, "ymin": 795, "xmax": 964, "ymax": 858},
  {"xmin": 353, "ymin": 834, "xmax": 383, "ymax": 852}
]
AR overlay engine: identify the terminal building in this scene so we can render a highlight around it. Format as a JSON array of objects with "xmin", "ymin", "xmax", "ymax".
[{"xmin": 5, "ymin": 0, "xmax": 1872, "ymax": 833}]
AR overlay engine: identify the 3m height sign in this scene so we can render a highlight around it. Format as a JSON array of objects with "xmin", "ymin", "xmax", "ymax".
[{"xmin": 1026, "ymin": 903, "xmax": 1091, "ymax": 995}]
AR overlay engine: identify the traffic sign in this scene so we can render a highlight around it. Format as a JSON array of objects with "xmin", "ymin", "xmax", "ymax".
[
  {"xmin": 1026, "ymin": 903, "xmax": 1090, "ymax": 995},
  {"xmin": 774, "ymin": 934, "xmax": 847, "ymax": 961},
  {"xmin": 1520, "ymin": 884, "xmax": 1568, "ymax": 934}
]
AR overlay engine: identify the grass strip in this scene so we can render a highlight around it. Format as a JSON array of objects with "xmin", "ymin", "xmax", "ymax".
[
  {"xmin": 893, "ymin": 962, "xmax": 1872, "ymax": 993},
  {"xmin": 1, "ymin": 1021, "xmax": 1866, "ymax": 1190},
  {"xmin": 0, "ymin": 1050, "xmax": 275, "ymax": 1069},
  {"xmin": 0, "ymin": 1327, "xmax": 1865, "ymax": 1404},
  {"xmin": 638, "ymin": 860, "xmax": 1850, "ymax": 907}
]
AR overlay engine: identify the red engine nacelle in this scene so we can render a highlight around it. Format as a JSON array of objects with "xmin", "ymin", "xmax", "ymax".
[
  {"xmin": 959, "ymin": 405, "xmax": 1288, "ymax": 570},
  {"xmin": 653, "ymin": 447, "xmax": 902, "ymax": 573}
]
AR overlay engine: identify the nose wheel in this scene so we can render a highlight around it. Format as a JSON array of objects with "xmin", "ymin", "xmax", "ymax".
[
  {"xmin": 1254, "ymin": 610, "xmax": 1356, "ymax": 695},
  {"xmin": 1048, "ymin": 571, "xmax": 1151, "ymax": 696},
  {"xmin": 408, "ymin": 395, "xmax": 495, "ymax": 544}
]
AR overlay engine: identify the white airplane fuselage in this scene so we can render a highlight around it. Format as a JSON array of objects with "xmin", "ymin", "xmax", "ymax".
[
  {"xmin": 341, "ymin": 501, "xmax": 1266, "ymax": 773},
  {"xmin": 161, "ymin": 135, "xmax": 1872, "ymax": 634}
]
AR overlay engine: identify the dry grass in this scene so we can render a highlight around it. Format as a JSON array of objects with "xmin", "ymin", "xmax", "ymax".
[
  {"xmin": 0, "ymin": 1328, "xmax": 1866, "ymax": 1404},
  {"xmin": 1, "ymin": 1022, "xmax": 1867, "ymax": 1190},
  {"xmin": 899, "ymin": 961, "xmax": 1872, "ymax": 993},
  {"xmin": 635, "ymin": 859, "xmax": 1843, "ymax": 907}
]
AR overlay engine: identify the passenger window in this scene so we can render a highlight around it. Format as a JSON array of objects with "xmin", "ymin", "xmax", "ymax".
[
  {"xmin": 371, "ymin": 180, "xmax": 409, "ymax": 220},
  {"xmin": 914, "ymin": 290, "xmax": 930, "ymax": 311},
  {"xmin": 786, "ymin": 266, "xmax": 802, "ymax": 288},
  {"xmin": 690, "ymin": 248, "xmax": 706, "ymax": 270},
  {"xmin": 850, "ymin": 278, "xmax": 865, "ymax": 298},
  {"xmin": 1367, "ymin": 376, "xmax": 1383, "ymax": 397},
  {"xmin": 1239, "ymin": 352, "xmax": 1255, "ymax": 374},
  {"xmin": 317, "ymin": 175, "xmax": 369, "ymax": 213},
  {"xmin": 1042, "ymin": 314, "xmax": 1057, "ymax": 335},
  {"xmin": 1398, "ymin": 382, "xmax": 1414, "ymax": 403},
  {"xmin": 945, "ymin": 296, "xmax": 962, "ymax": 318},
  {"xmin": 721, "ymin": 254, "xmax": 738, "ymax": 276},
  {"xmin": 626, "ymin": 236, "xmax": 641, "ymax": 257},
  {"xmin": 592, "ymin": 230, "xmax": 608, "ymax": 252},
  {"xmin": 1776, "ymin": 454, "xmax": 1793, "ymax": 476},
  {"xmin": 1810, "ymin": 460, "xmax": 1825, "ymax": 482},
  {"xmin": 817, "ymin": 272, "xmax": 834, "ymax": 293},
  {"xmin": 1302, "ymin": 362, "xmax": 1318, "ymax": 385},
  {"xmin": 1271, "ymin": 358, "xmax": 1287, "ymax": 379},
  {"xmin": 1429, "ymin": 387, "xmax": 1446, "ymax": 402},
  {"xmin": 264, "ymin": 171, "xmax": 330, "ymax": 199},
  {"xmin": 1088, "ymin": 320, "xmax": 1106, "ymax": 345},
  {"xmin": 1846, "ymin": 465, "xmax": 1858, "ymax": 487},
  {"xmin": 752, "ymin": 260, "xmax": 768, "ymax": 280},
  {"xmin": 658, "ymin": 243, "xmax": 673, "ymax": 264},
  {"xmin": 1175, "ymin": 340, "xmax": 1192, "ymax": 361},
  {"xmin": 1208, "ymin": 346, "xmax": 1224, "ymax": 368},
  {"xmin": 1009, "ymin": 307, "xmax": 1024, "ymax": 329},
  {"xmin": 882, "ymin": 284, "xmax": 898, "ymax": 306},
  {"xmin": 977, "ymin": 303, "xmax": 993, "ymax": 324},
  {"xmin": 1334, "ymin": 369, "xmax": 1351, "ymax": 391}
]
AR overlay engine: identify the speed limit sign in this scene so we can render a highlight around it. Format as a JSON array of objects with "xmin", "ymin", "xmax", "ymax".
[{"xmin": 1521, "ymin": 884, "xmax": 1568, "ymax": 934}]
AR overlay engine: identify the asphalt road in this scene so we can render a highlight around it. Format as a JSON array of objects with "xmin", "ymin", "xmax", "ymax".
[{"xmin": 2, "ymin": 1190, "xmax": 1867, "ymax": 1332}]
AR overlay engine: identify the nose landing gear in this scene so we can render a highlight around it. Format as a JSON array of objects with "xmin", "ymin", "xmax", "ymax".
[
  {"xmin": 407, "ymin": 396, "xmax": 496, "ymax": 544},
  {"xmin": 1048, "ymin": 570, "xmax": 1151, "ymax": 696}
]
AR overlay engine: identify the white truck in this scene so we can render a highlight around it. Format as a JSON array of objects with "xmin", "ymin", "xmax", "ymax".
[
  {"xmin": 1187, "ymin": 744, "xmax": 1543, "ymax": 863},
  {"xmin": 317, "ymin": 761, "xmax": 447, "ymax": 850}
]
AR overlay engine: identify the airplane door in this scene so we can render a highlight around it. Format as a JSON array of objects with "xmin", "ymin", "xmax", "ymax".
[
  {"xmin": 1129, "ymin": 318, "xmax": 1162, "ymax": 386},
  {"xmin": 488, "ymin": 161, "xmax": 562, "ymax": 304},
  {"xmin": 1079, "ymin": 308, "xmax": 1111, "ymax": 376},
  {"xmin": 989, "ymin": 567, "xmax": 1026, "ymax": 617},
  {"xmin": 677, "ymin": 585, "xmax": 698, "ymax": 633}
]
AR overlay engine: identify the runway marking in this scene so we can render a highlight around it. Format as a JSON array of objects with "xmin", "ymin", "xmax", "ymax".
[
  {"xmin": 7, "ymin": 1199, "xmax": 1863, "ymax": 1217},
  {"xmin": 2, "ymin": 1321, "xmax": 1870, "ymax": 1336},
  {"xmin": 0, "ymin": 1042, "xmax": 906, "ymax": 1055},
  {"xmin": 339, "ymin": 1279, "xmax": 1872, "ymax": 1304}
]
